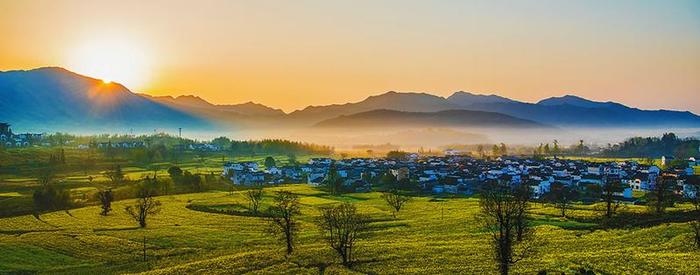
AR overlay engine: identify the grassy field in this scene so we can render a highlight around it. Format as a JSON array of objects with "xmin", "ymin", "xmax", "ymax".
[
  {"xmin": 1, "ymin": 184, "xmax": 698, "ymax": 274},
  {"xmin": 0, "ymin": 147, "xmax": 324, "ymax": 216}
]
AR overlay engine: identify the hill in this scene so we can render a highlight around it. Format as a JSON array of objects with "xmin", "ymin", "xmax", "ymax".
[
  {"xmin": 314, "ymin": 109, "xmax": 548, "ymax": 129},
  {"xmin": 287, "ymin": 91, "xmax": 463, "ymax": 125},
  {"xmin": 0, "ymin": 67, "xmax": 213, "ymax": 132},
  {"xmin": 289, "ymin": 91, "xmax": 700, "ymax": 127},
  {"xmin": 145, "ymin": 95, "xmax": 285, "ymax": 117}
]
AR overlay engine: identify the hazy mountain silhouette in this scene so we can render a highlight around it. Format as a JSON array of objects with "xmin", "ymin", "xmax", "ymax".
[
  {"xmin": 287, "ymin": 91, "xmax": 462, "ymax": 124},
  {"xmin": 292, "ymin": 91, "xmax": 700, "ymax": 127},
  {"xmin": 145, "ymin": 94, "xmax": 285, "ymax": 116},
  {"xmin": 2, "ymin": 67, "xmax": 699, "ymax": 132},
  {"xmin": 314, "ymin": 109, "xmax": 548, "ymax": 129},
  {"xmin": 0, "ymin": 67, "xmax": 212, "ymax": 131}
]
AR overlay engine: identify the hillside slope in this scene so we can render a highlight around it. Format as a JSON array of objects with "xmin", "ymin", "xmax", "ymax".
[{"xmin": 0, "ymin": 67, "xmax": 212, "ymax": 132}]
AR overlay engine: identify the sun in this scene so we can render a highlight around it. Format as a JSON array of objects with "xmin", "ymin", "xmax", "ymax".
[{"xmin": 67, "ymin": 37, "xmax": 151, "ymax": 89}]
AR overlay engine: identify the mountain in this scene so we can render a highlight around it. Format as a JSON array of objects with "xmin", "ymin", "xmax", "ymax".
[
  {"xmin": 314, "ymin": 109, "xmax": 548, "ymax": 129},
  {"xmin": 287, "ymin": 91, "xmax": 462, "ymax": 125},
  {"xmin": 536, "ymin": 95, "xmax": 626, "ymax": 109},
  {"xmin": 291, "ymin": 91, "xmax": 700, "ymax": 127},
  {"xmin": 0, "ymin": 67, "xmax": 212, "ymax": 132},
  {"xmin": 145, "ymin": 95, "xmax": 285, "ymax": 117},
  {"xmin": 446, "ymin": 91, "xmax": 516, "ymax": 105},
  {"xmin": 448, "ymin": 94, "xmax": 700, "ymax": 127}
]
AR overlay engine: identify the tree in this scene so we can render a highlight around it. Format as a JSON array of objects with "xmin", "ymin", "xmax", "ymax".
[
  {"xmin": 499, "ymin": 143, "xmax": 507, "ymax": 156},
  {"xmin": 513, "ymin": 185, "xmax": 531, "ymax": 242},
  {"xmin": 33, "ymin": 185, "xmax": 72, "ymax": 213},
  {"xmin": 104, "ymin": 165, "xmax": 124, "ymax": 184},
  {"xmin": 552, "ymin": 140, "xmax": 560, "ymax": 157},
  {"xmin": 601, "ymin": 177, "xmax": 625, "ymax": 219},
  {"xmin": 245, "ymin": 189, "xmax": 264, "ymax": 214},
  {"xmin": 323, "ymin": 163, "xmax": 343, "ymax": 195},
  {"xmin": 379, "ymin": 170, "xmax": 397, "ymax": 189},
  {"xmin": 477, "ymin": 145, "xmax": 485, "ymax": 159},
  {"xmin": 492, "ymin": 144, "xmax": 501, "ymax": 157},
  {"xmin": 317, "ymin": 202, "xmax": 370, "ymax": 267},
  {"xmin": 264, "ymin": 156, "xmax": 276, "ymax": 169},
  {"xmin": 125, "ymin": 186, "xmax": 161, "ymax": 228},
  {"xmin": 167, "ymin": 166, "xmax": 183, "ymax": 180},
  {"xmin": 386, "ymin": 150, "xmax": 409, "ymax": 160},
  {"xmin": 381, "ymin": 191, "xmax": 411, "ymax": 218},
  {"xmin": 267, "ymin": 191, "xmax": 301, "ymax": 255},
  {"xmin": 37, "ymin": 165, "xmax": 56, "ymax": 186},
  {"xmin": 545, "ymin": 184, "xmax": 578, "ymax": 218},
  {"xmin": 287, "ymin": 154, "xmax": 298, "ymax": 166},
  {"xmin": 647, "ymin": 174, "xmax": 677, "ymax": 214},
  {"xmin": 96, "ymin": 189, "xmax": 114, "ymax": 216},
  {"xmin": 479, "ymin": 182, "xmax": 536, "ymax": 275}
]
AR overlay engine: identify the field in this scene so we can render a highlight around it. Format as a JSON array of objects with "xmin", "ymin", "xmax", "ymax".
[
  {"xmin": 0, "ymin": 146, "xmax": 323, "ymax": 216},
  {"xmin": 1, "ymin": 184, "xmax": 698, "ymax": 274}
]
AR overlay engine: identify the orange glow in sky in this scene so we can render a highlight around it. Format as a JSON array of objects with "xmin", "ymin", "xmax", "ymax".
[{"xmin": 1, "ymin": 0, "xmax": 699, "ymax": 113}]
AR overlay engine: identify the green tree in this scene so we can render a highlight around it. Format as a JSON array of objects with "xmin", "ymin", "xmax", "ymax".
[
  {"xmin": 264, "ymin": 156, "xmax": 277, "ymax": 169},
  {"xmin": 323, "ymin": 163, "xmax": 343, "ymax": 195}
]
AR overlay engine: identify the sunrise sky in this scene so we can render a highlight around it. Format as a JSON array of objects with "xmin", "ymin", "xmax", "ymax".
[{"xmin": 1, "ymin": 0, "xmax": 699, "ymax": 113}]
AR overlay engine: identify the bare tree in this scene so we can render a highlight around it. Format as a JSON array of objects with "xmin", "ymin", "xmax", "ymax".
[
  {"xmin": 513, "ymin": 185, "xmax": 531, "ymax": 242},
  {"xmin": 125, "ymin": 187, "xmax": 161, "ymax": 228},
  {"xmin": 480, "ymin": 182, "xmax": 536, "ymax": 275},
  {"xmin": 245, "ymin": 189, "xmax": 264, "ymax": 214},
  {"xmin": 104, "ymin": 165, "xmax": 124, "ymax": 184},
  {"xmin": 601, "ymin": 177, "xmax": 624, "ymax": 219},
  {"xmin": 96, "ymin": 189, "xmax": 114, "ymax": 216},
  {"xmin": 647, "ymin": 174, "xmax": 677, "ymax": 214},
  {"xmin": 381, "ymin": 191, "xmax": 411, "ymax": 218},
  {"xmin": 544, "ymin": 184, "xmax": 577, "ymax": 218},
  {"xmin": 317, "ymin": 202, "xmax": 370, "ymax": 267},
  {"xmin": 37, "ymin": 165, "xmax": 56, "ymax": 186},
  {"xmin": 267, "ymin": 191, "xmax": 301, "ymax": 255}
]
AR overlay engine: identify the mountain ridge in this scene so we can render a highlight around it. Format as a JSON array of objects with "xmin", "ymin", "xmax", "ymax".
[{"xmin": 314, "ymin": 109, "xmax": 550, "ymax": 129}]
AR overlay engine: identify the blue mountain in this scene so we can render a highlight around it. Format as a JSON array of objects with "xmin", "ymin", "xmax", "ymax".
[{"xmin": 0, "ymin": 67, "xmax": 214, "ymax": 132}]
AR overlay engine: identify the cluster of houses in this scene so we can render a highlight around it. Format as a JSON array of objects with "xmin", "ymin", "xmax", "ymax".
[
  {"xmin": 0, "ymin": 123, "xmax": 44, "ymax": 147},
  {"xmin": 222, "ymin": 155, "xmax": 699, "ymax": 201}
]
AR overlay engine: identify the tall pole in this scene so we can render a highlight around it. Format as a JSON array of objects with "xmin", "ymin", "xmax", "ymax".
[{"xmin": 143, "ymin": 235, "xmax": 146, "ymax": 262}]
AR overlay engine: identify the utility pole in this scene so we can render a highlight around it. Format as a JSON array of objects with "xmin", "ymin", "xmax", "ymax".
[{"xmin": 143, "ymin": 235, "xmax": 147, "ymax": 262}]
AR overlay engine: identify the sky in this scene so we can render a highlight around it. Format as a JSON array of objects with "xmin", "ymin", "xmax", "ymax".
[{"xmin": 1, "ymin": 0, "xmax": 699, "ymax": 113}]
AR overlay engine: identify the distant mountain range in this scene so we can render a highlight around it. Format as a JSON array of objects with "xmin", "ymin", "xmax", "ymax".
[
  {"xmin": 1, "ymin": 67, "xmax": 699, "ymax": 133},
  {"xmin": 290, "ymin": 91, "xmax": 700, "ymax": 127},
  {"xmin": 0, "ymin": 67, "xmax": 212, "ymax": 131},
  {"xmin": 314, "ymin": 109, "xmax": 547, "ymax": 129}
]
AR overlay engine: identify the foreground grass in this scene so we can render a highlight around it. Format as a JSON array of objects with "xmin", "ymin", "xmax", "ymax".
[{"xmin": 0, "ymin": 184, "xmax": 698, "ymax": 274}]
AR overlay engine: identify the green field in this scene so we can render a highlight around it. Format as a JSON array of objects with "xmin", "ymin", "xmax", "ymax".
[
  {"xmin": 1, "ymin": 184, "xmax": 698, "ymax": 274},
  {"xmin": 0, "ymin": 146, "xmax": 323, "ymax": 216}
]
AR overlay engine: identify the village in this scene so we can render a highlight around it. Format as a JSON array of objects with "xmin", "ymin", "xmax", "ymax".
[{"xmin": 223, "ymin": 154, "xmax": 700, "ymax": 201}]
